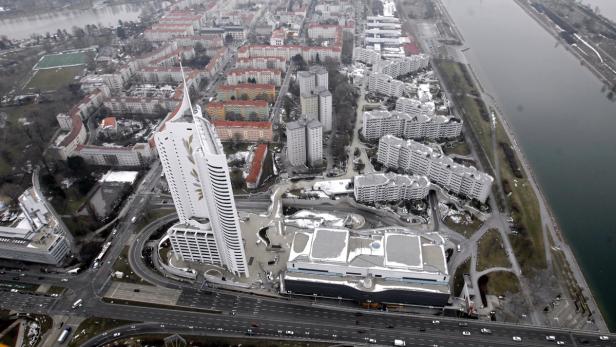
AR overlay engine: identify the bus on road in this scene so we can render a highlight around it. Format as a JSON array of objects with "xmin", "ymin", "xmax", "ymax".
[{"xmin": 57, "ymin": 327, "xmax": 71, "ymax": 343}]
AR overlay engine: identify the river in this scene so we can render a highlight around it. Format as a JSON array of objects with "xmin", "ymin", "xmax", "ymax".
[
  {"xmin": 441, "ymin": 0, "xmax": 616, "ymax": 330},
  {"xmin": 0, "ymin": 4, "xmax": 144, "ymax": 40}
]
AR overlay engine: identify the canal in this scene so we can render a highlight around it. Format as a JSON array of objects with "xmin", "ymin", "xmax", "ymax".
[{"xmin": 442, "ymin": 0, "xmax": 616, "ymax": 330}]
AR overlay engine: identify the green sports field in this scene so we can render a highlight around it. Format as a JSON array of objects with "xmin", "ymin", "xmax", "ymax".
[
  {"xmin": 34, "ymin": 50, "xmax": 91, "ymax": 70},
  {"xmin": 26, "ymin": 66, "xmax": 83, "ymax": 91}
]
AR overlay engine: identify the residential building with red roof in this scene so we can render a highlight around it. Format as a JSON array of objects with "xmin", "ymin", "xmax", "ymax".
[
  {"xmin": 206, "ymin": 100, "xmax": 270, "ymax": 120},
  {"xmin": 212, "ymin": 120, "xmax": 273, "ymax": 142},
  {"xmin": 246, "ymin": 144, "xmax": 268, "ymax": 189},
  {"xmin": 216, "ymin": 84, "xmax": 276, "ymax": 102}
]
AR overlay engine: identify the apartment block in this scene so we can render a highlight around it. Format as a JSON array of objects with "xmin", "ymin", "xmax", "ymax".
[
  {"xmin": 362, "ymin": 110, "xmax": 462, "ymax": 141},
  {"xmin": 206, "ymin": 100, "xmax": 270, "ymax": 120},
  {"xmin": 377, "ymin": 135, "xmax": 493, "ymax": 203},
  {"xmin": 217, "ymin": 84, "xmax": 276, "ymax": 102},
  {"xmin": 227, "ymin": 68, "xmax": 282, "ymax": 86},
  {"xmin": 354, "ymin": 173, "xmax": 431, "ymax": 203},
  {"xmin": 368, "ymin": 73, "xmax": 404, "ymax": 97},
  {"xmin": 212, "ymin": 120, "xmax": 273, "ymax": 142}
]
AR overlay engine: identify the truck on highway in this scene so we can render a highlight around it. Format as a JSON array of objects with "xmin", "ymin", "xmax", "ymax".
[
  {"xmin": 71, "ymin": 299, "xmax": 83, "ymax": 309},
  {"xmin": 393, "ymin": 339, "xmax": 406, "ymax": 346},
  {"xmin": 57, "ymin": 327, "xmax": 71, "ymax": 343}
]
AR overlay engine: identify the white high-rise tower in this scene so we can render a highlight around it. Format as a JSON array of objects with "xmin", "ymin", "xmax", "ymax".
[{"xmin": 155, "ymin": 67, "xmax": 249, "ymax": 277}]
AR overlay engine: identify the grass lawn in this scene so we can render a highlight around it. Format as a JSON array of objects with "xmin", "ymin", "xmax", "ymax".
[
  {"xmin": 484, "ymin": 271, "xmax": 520, "ymax": 296},
  {"xmin": 34, "ymin": 51, "xmax": 89, "ymax": 69},
  {"xmin": 443, "ymin": 214, "xmax": 483, "ymax": 238},
  {"xmin": 112, "ymin": 246, "xmax": 149, "ymax": 285},
  {"xmin": 476, "ymin": 229, "xmax": 511, "ymax": 271},
  {"xmin": 442, "ymin": 141, "xmax": 471, "ymax": 156},
  {"xmin": 26, "ymin": 65, "xmax": 83, "ymax": 92},
  {"xmin": 69, "ymin": 317, "xmax": 135, "ymax": 347},
  {"xmin": 135, "ymin": 208, "xmax": 176, "ymax": 231},
  {"xmin": 121, "ymin": 335, "xmax": 332, "ymax": 347},
  {"xmin": 47, "ymin": 286, "xmax": 66, "ymax": 295},
  {"xmin": 434, "ymin": 59, "xmax": 545, "ymax": 275}
]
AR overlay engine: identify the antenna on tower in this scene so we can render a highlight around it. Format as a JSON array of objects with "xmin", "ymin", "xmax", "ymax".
[{"xmin": 179, "ymin": 60, "xmax": 194, "ymax": 116}]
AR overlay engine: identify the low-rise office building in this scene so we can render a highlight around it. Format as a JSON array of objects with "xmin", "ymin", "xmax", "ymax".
[
  {"xmin": 284, "ymin": 227, "xmax": 450, "ymax": 307},
  {"xmin": 377, "ymin": 135, "xmax": 493, "ymax": 203},
  {"xmin": 0, "ymin": 188, "xmax": 71, "ymax": 265},
  {"xmin": 354, "ymin": 173, "xmax": 430, "ymax": 203}
]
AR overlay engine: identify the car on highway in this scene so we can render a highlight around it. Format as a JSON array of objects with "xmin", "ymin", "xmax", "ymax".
[
  {"xmin": 394, "ymin": 339, "xmax": 406, "ymax": 346},
  {"xmin": 481, "ymin": 328, "xmax": 492, "ymax": 334},
  {"xmin": 462, "ymin": 331, "xmax": 471, "ymax": 336},
  {"xmin": 432, "ymin": 320, "xmax": 440, "ymax": 324},
  {"xmin": 113, "ymin": 332, "xmax": 121, "ymax": 337},
  {"xmin": 458, "ymin": 322, "xmax": 468, "ymax": 327},
  {"xmin": 245, "ymin": 329, "xmax": 253, "ymax": 336},
  {"xmin": 419, "ymin": 327, "xmax": 426, "ymax": 332},
  {"xmin": 277, "ymin": 330, "xmax": 283, "ymax": 334},
  {"xmin": 513, "ymin": 336, "xmax": 522, "ymax": 342},
  {"xmin": 368, "ymin": 338, "xmax": 377, "ymax": 344},
  {"xmin": 285, "ymin": 330, "xmax": 294, "ymax": 335},
  {"xmin": 599, "ymin": 336, "xmax": 610, "ymax": 341},
  {"xmin": 556, "ymin": 341, "xmax": 565, "ymax": 345},
  {"xmin": 546, "ymin": 335, "xmax": 556, "ymax": 341}
]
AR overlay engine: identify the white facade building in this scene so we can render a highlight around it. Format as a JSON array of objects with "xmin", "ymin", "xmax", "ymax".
[
  {"xmin": 300, "ymin": 90, "xmax": 319, "ymax": 120},
  {"xmin": 297, "ymin": 71, "xmax": 316, "ymax": 96},
  {"xmin": 0, "ymin": 188, "xmax": 71, "ymax": 265},
  {"xmin": 362, "ymin": 110, "xmax": 462, "ymax": 141},
  {"xmin": 373, "ymin": 54, "xmax": 430, "ymax": 79},
  {"xmin": 155, "ymin": 79, "xmax": 249, "ymax": 277},
  {"xmin": 377, "ymin": 135, "xmax": 493, "ymax": 203},
  {"xmin": 395, "ymin": 97, "xmax": 435, "ymax": 117},
  {"xmin": 306, "ymin": 119, "xmax": 323, "ymax": 166},
  {"xmin": 353, "ymin": 47, "xmax": 381, "ymax": 65},
  {"xmin": 286, "ymin": 118, "xmax": 323, "ymax": 167},
  {"xmin": 354, "ymin": 173, "xmax": 430, "ymax": 203},
  {"xmin": 297, "ymin": 66, "xmax": 328, "ymax": 95},
  {"xmin": 286, "ymin": 119, "xmax": 307, "ymax": 166},
  {"xmin": 318, "ymin": 88, "xmax": 333, "ymax": 132},
  {"xmin": 368, "ymin": 73, "xmax": 405, "ymax": 97}
]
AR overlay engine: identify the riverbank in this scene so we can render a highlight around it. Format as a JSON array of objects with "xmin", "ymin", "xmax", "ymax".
[
  {"xmin": 431, "ymin": 0, "xmax": 609, "ymax": 332},
  {"xmin": 513, "ymin": 0, "xmax": 616, "ymax": 87}
]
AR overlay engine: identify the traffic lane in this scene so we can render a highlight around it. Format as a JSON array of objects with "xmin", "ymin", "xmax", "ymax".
[
  {"xmin": 177, "ymin": 288, "xmax": 566, "ymax": 346},
  {"xmin": 77, "ymin": 304, "xmax": 545, "ymax": 347},
  {"xmin": 0, "ymin": 290, "xmax": 57, "ymax": 312},
  {"xmin": 0, "ymin": 271, "xmax": 70, "ymax": 285},
  {"xmin": 170, "ymin": 284, "xmax": 585, "ymax": 347}
]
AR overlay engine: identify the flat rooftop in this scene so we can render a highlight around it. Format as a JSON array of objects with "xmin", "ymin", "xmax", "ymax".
[{"xmin": 289, "ymin": 227, "xmax": 448, "ymax": 275}]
